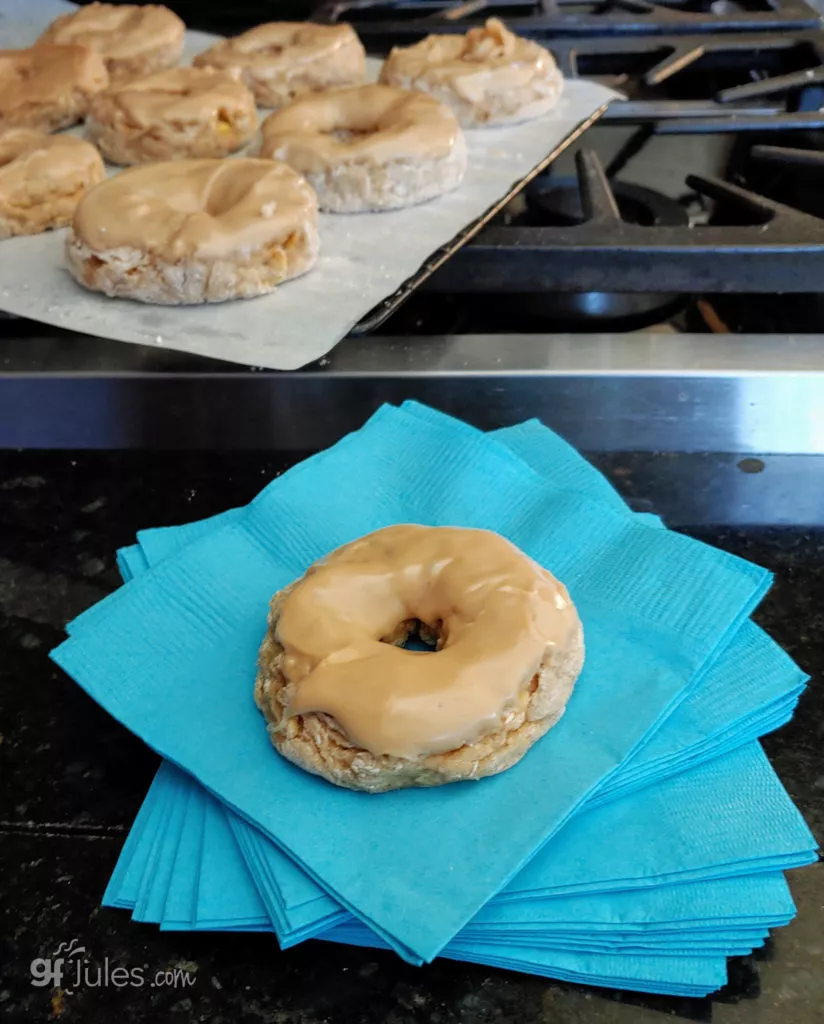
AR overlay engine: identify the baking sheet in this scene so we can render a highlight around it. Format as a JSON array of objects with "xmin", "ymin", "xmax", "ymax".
[{"xmin": 0, "ymin": 0, "xmax": 618, "ymax": 370}]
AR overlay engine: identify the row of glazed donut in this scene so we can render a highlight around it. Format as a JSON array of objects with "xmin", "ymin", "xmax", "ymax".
[
  {"xmin": 195, "ymin": 16, "xmax": 564, "ymax": 130},
  {"xmin": 0, "ymin": 11, "xmax": 360, "ymax": 138},
  {"xmin": 0, "ymin": 11, "xmax": 353, "ymax": 137},
  {"xmin": 1, "ymin": 8, "xmax": 564, "ymax": 303},
  {"xmin": 80, "ymin": 71, "xmax": 468, "ymax": 216},
  {"xmin": 0, "ymin": 82, "xmax": 464, "ymax": 240},
  {"xmin": 1, "ymin": 9, "xmax": 564, "ymax": 235},
  {"xmin": 2, "ymin": 4, "xmax": 563, "ymax": 139}
]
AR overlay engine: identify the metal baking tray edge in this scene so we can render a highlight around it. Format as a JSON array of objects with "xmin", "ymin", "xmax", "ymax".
[{"xmin": 349, "ymin": 102, "xmax": 611, "ymax": 334}]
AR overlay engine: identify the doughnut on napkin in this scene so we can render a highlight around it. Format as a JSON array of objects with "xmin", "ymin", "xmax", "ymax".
[
  {"xmin": 51, "ymin": 402, "xmax": 771, "ymax": 964},
  {"xmin": 108, "ymin": 469, "xmax": 809, "ymax": 930},
  {"xmin": 84, "ymin": 403, "xmax": 814, "ymax": 996}
]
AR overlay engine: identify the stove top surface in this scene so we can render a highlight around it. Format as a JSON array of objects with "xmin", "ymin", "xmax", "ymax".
[
  {"xmin": 314, "ymin": 0, "xmax": 822, "ymax": 39},
  {"xmin": 366, "ymin": 105, "xmax": 824, "ymax": 337}
]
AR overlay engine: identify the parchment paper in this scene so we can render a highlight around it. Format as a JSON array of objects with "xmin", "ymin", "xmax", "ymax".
[{"xmin": 0, "ymin": 0, "xmax": 617, "ymax": 369}]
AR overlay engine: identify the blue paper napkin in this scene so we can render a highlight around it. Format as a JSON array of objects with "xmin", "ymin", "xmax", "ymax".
[
  {"xmin": 492, "ymin": 417, "xmax": 806, "ymax": 805},
  {"xmin": 101, "ymin": 401, "xmax": 810, "ymax": 983},
  {"xmin": 219, "ymin": 739, "xmax": 816, "ymax": 939},
  {"xmin": 116, "ymin": 759, "xmax": 800, "ymax": 947},
  {"xmin": 103, "ymin": 772, "xmax": 171, "ymax": 911},
  {"xmin": 103, "ymin": 417, "xmax": 806, "ymax": 809},
  {"xmin": 108, "ymin": 770, "xmax": 743, "ymax": 995},
  {"xmin": 53, "ymin": 402, "xmax": 772, "ymax": 963},
  {"xmin": 162, "ymin": 782, "xmax": 204, "ymax": 930},
  {"xmin": 102, "ymin": 407, "xmax": 807, "ymax": 933},
  {"xmin": 96, "ymin": 402, "xmax": 817, "ymax": 998}
]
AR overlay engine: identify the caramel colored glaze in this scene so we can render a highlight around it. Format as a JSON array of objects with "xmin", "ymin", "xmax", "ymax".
[
  {"xmin": 259, "ymin": 84, "xmax": 461, "ymax": 172},
  {"xmin": 194, "ymin": 22, "xmax": 362, "ymax": 77},
  {"xmin": 0, "ymin": 129, "xmax": 103, "ymax": 181},
  {"xmin": 71, "ymin": 158, "xmax": 318, "ymax": 261},
  {"xmin": 0, "ymin": 130, "xmax": 104, "ymax": 205},
  {"xmin": 93, "ymin": 67, "xmax": 257, "ymax": 129},
  {"xmin": 0, "ymin": 128, "xmax": 45, "ymax": 165},
  {"xmin": 278, "ymin": 525, "xmax": 580, "ymax": 760},
  {"xmin": 380, "ymin": 18, "xmax": 558, "ymax": 104},
  {"xmin": 38, "ymin": 3, "xmax": 184, "ymax": 62},
  {"xmin": 0, "ymin": 44, "xmax": 108, "ymax": 124}
]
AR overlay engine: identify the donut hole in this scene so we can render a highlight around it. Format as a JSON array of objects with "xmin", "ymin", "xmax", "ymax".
[
  {"xmin": 381, "ymin": 617, "xmax": 445, "ymax": 652},
  {"xmin": 329, "ymin": 128, "xmax": 370, "ymax": 144}
]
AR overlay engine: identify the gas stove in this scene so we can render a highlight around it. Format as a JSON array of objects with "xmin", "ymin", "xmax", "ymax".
[
  {"xmin": 376, "ymin": 115, "xmax": 824, "ymax": 336},
  {"xmin": 4, "ymin": 3, "xmax": 824, "ymax": 493}
]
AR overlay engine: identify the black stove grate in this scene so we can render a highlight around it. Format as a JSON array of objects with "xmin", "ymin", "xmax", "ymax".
[
  {"xmin": 424, "ymin": 147, "xmax": 824, "ymax": 294},
  {"xmin": 752, "ymin": 142, "xmax": 824, "ymax": 166},
  {"xmin": 562, "ymin": 31, "xmax": 824, "ymax": 125},
  {"xmin": 655, "ymin": 108, "xmax": 824, "ymax": 129},
  {"xmin": 313, "ymin": 0, "xmax": 823, "ymax": 43}
]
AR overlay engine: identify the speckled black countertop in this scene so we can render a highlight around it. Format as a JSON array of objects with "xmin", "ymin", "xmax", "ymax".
[{"xmin": 0, "ymin": 452, "xmax": 821, "ymax": 1024}]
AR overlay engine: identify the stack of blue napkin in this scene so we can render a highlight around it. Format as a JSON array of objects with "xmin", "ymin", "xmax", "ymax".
[{"xmin": 52, "ymin": 402, "xmax": 817, "ymax": 998}]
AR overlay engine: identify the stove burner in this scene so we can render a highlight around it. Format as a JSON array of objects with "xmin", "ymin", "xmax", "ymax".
[
  {"xmin": 425, "ymin": 147, "xmax": 824, "ymax": 296},
  {"xmin": 524, "ymin": 174, "xmax": 690, "ymax": 229},
  {"xmin": 489, "ymin": 154, "xmax": 691, "ymax": 326}
]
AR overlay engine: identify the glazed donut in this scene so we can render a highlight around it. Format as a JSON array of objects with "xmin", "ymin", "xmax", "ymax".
[
  {"xmin": 66, "ymin": 158, "xmax": 319, "ymax": 305},
  {"xmin": 256, "ymin": 524, "xmax": 584, "ymax": 793},
  {"xmin": 38, "ymin": 3, "xmax": 185, "ymax": 84},
  {"xmin": 193, "ymin": 23, "xmax": 365, "ymax": 110},
  {"xmin": 380, "ymin": 18, "xmax": 563, "ymax": 128},
  {"xmin": 86, "ymin": 67, "xmax": 259, "ymax": 166},
  {"xmin": 259, "ymin": 85, "xmax": 466, "ymax": 213},
  {"xmin": 0, "ymin": 44, "xmax": 108, "ymax": 133},
  {"xmin": 0, "ymin": 129, "xmax": 105, "ymax": 240}
]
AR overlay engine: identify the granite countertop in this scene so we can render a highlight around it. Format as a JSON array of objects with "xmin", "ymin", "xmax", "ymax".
[{"xmin": 0, "ymin": 451, "xmax": 821, "ymax": 1024}]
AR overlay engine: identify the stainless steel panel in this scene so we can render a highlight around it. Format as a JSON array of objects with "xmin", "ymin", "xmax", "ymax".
[{"xmin": 3, "ymin": 331, "xmax": 824, "ymax": 456}]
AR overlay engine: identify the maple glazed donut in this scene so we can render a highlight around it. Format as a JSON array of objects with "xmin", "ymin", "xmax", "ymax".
[
  {"xmin": 0, "ymin": 44, "xmax": 109, "ymax": 133},
  {"xmin": 66, "ymin": 158, "xmax": 319, "ymax": 305},
  {"xmin": 38, "ymin": 3, "xmax": 185, "ymax": 83},
  {"xmin": 380, "ymin": 18, "xmax": 563, "ymax": 128},
  {"xmin": 86, "ymin": 67, "xmax": 259, "ymax": 165},
  {"xmin": 256, "ymin": 525, "xmax": 585, "ymax": 793},
  {"xmin": 193, "ymin": 23, "xmax": 366, "ymax": 109},
  {"xmin": 0, "ymin": 129, "xmax": 105, "ymax": 240},
  {"xmin": 259, "ymin": 85, "xmax": 467, "ymax": 213}
]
